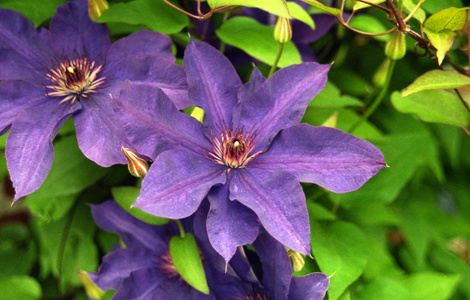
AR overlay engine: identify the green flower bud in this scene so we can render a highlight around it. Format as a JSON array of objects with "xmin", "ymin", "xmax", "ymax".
[
  {"xmin": 274, "ymin": 17, "xmax": 292, "ymax": 44},
  {"xmin": 385, "ymin": 30, "xmax": 406, "ymax": 60},
  {"xmin": 121, "ymin": 146, "xmax": 149, "ymax": 178},
  {"xmin": 287, "ymin": 249, "xmax": 306, "ymax": 272},
  {"xmin": 88, "ymin": 0, "xmax": 109, "ymax": 22},
  {"xmin": 76, "ymin": 269, "xmax": 105, "ymax": 300}
]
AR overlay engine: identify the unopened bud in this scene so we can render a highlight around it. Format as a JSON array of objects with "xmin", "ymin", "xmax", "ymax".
[
  {"xmin": 76, "ymin": 269, "xmax": 105, "ymax": 300},
  {"xmin": 385, "ymin": 30, "xmax": 406, "ymax": 60},
  {"xmin": 88, "ymin": 0, "xmax": 109, "ymax": 22},
  {"xmin": 121, "ymin": 146, "xmax": 148, "ymax": 178},
  {"xmin": 274, "ymin": 17, "xmax": 292, "ymax": 44},
  {"xmin": 287, "ymin": 249, "xmax": 305, "ymax": 272},
  {"xmin": 373, "ymin": 58, "xmax": 391, "ymax": 88}
]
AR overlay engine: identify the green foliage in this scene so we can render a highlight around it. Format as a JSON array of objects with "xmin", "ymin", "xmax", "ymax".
[
  {"xmin": 98, "ymin": 0, "xmax": 189, "ymax": 34},
  {"xmin": 0, "ymin": 276, "xmax": 41, "ymax": 300},
  {"xmin": 208, "ymin": 0, "xmax": 290, "ymax": 17},
  {"xmin": 0, "ymin": 0, "xmax": 65, "ymax": 27},
  {"xmin": 169, "ymin": 233, "xmax": 209, "ymax": 295},
  {"xmin": 402, "ymin": 69, "xmax": 470, "ymax": 96},
  {"xmin": 216, "ymin": 17, "xmax": 301, "ymax": 67}
]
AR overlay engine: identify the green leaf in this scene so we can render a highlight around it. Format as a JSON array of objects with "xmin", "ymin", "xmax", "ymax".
[
  {"xmin": 0, "ymin": 0, "xmax": 65, "ymax": 27},
  {"xmin": 403, "ymin": 0, "xmax": 426, "ymax": 23},
  {"xmin": 24, "ymin": 136, "xmax": 108, "ymax": 221},
  {"xmin": 423, "ymin": 7, "xmax": 469, "ymax": 64},
  {"xmin": 34, "ymin": 201, "xmax": 98, "ymax": 292},
  {"xmin": 98, "ymin": 0, "xmax": 188, "ymax": 34},
  {"xmin": 0, "ymin": 224, "xmax": 37, "ymax": 276},
  {"xmin": 348, "ymin": 15, "xmax": 391, "ymax": 42},
  {"xmin": 216, "ymin": 17, "xmax": 301, "ymax": 67},
  {"xmin": 111, "ymin": 186, "xmax": 169, "ymax": 225},
  {"xmin": 355, "ymin": 277, "xmax": 415, "ymax": 300},
  {"xmin": 402, "ymin": 70, "xmax": 470, "ymax": 97},
  {"xmin": 399, "ymin": 272, "xmax": 461, "ymax": 300},
  {"xmin": 307, "ymin": 201, "xmax": 336, "ymax": 221},
  {"xmin": 0, "ymin": 276, "xmax": 41, "ymax": 300},
  {"xmin": 301, "ymin": 0, "xmax": 342, "ymax": 16},
  {"xmin": 208, "ymin": 0, "xmax": 290, "ymax": 18},
  {"xmin": 421, "ymin": 0, "xmax": 464, "ymax": 14},
  {"xmin": 169, "ymin": 233, "xmax": 209, "ymax": 295},
  {"xmin": 353, "ymin": 0, "xmax": 385, "ymax": 11},
  {"xmin": 309, "ymin": 82, "xmax": 363, "ymax": 108},
  {"xmin": 424, "ymin": 7, "xmax": 468, "ymax": 32},
  {"xmin": 392, "ymin": 90, "xmax": 470, "ymax": 127},
  {"xmin": 311, "ymin": 221, "xmax": 368, "ymax": 300},
  {"xmin": 287, "ymin": 1, "xmax": 315, "ymax": 29}
]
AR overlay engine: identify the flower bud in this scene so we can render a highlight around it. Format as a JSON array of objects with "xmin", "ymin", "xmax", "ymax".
[
  {"xmin": 287, "ymin": 249, "xmax": 305, "ymax": 272},
  {"xmin": 274, "ymin": 17, "xmax": 292, "ymax": 44},
  {"xmin": 88, "ymin": 0, "xmax": 109, "ymax": 22},
  {"xmin": 373, "ymin": 58, "xmax": 391, "ymax": 88},
  {"xmin": 121, "ymin": 146, "xmax": 148, "ymax": 178},
  {"xmin": 76, "ymin": 269, "xmax": 105, "ymax": 300},
  {"xmin": 385, "ymin": 30, "xmax": 406, "ymax": 60}
]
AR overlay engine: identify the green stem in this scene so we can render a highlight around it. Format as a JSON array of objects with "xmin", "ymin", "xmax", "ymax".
[
  {"xmin": 349, "ymin": 59, "xmax": 397, "ymax": 133},
  {"xmin": 173, "ymin": 219, "xmax": 185, "ymax": 238},
  {"xmin": 268, "ymin": 43, "xmax": 285, "ymax": 78}
]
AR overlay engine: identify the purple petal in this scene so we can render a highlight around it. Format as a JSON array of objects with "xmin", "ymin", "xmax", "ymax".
[
  {"xmin": 106, "ymin": 30, "xmax": 175, "ymax": 70},
  {"xmin": 234, "ymin": 63, "xmax": 330, "ymax": 150},
  {"xmin": 207, "ymin": 184, "xmax": 259, "ymax": 263},
  {"xmin": 251, "ymin": 124, "xmax": 386, "ymax": 193},
  {"xmin": 229, "ymin": 168, "xmax": 310, "ymax": 254},
  {"xmin": 111, "ymin": 56, "xmax": 189, "ymax": 109},
  {"xmin": 293, "ymin": 14, "xmax": 336, "ymax": 44},
  {"xmin": 237, "ymin": 66, "xmax": 266, "ymax": 102},
  {"xmin": 134, "ymin": 149, "xmax": 226, "ymax": 219},
  {"xmin": 91, "ymin": 247, "xmax": 158, "ymax": 291},
  {"xmin": 49, "ymin": 0, "xmax": 111, "ymax": 59},
  {"xmin": 253, "ymin": 232, "xmax": 292, "ymax": 300},
  {"xmin": 0, "ymin": 8, "xmax": 53, "ymax": 78},
  {"xmin": 6, "ymin": 101, "xmax": 76, "ymax": 200},
  {"xmin": 0, "ymin": 81, "xmax": 45, "ymax": 135},
  {"xmin": 288, "ymin": 273, "xmax": 329, "ymax": 300},
  {"xmin": 114, "ymin": 84, "xmax": 207, "ymax": 160},
  {"xmin": 113, "ymin": 268, "xmax": 165, "ymax": 300},
  {"xmin": 73, "ymin": 94, "xmax": 129, "ymax": 167},
  {"xmin": 90, "ymin": 201, "xmax": 169, "ymax": 251},
  {"xmin": 183, "ymin": 40, "xmax": 242, "ymax": 129}
]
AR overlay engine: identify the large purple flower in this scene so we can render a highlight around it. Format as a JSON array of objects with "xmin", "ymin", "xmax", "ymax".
[
  {"xmin": 116, "ymin": 40, "xmax": 386, "ymax": 262},
  {"xmin": 0, "ymin": 0, "xmax": 187, "ymax": 200},
  {"xmin": 89, "ymin": 200, "xmax": 214, "ymax": 299}
]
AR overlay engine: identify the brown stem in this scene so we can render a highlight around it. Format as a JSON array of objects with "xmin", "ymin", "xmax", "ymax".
[
  {"xmin": 356, "ymin": 0, "xmax": 390, "ymax": 13},
  {"xmin": 162, "ymin": 0, "xmax": 234, "ymax": 20},
  {"xmin": 385, "ymin": 0, "xmax": 407, "ymax": 32}
]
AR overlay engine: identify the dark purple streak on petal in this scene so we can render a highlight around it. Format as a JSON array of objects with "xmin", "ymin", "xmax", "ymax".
[
  {"xmin": 229, "ymin": 168, "xmax": 310, "ymax": 254},
  {"xmin": 135, "ymin": 149, "xmax": 226, "ymax": 219},
  {"xmin": 49, "ymin": 0, "xmax": 111, "ymax": 59},
  {"xmin": 183, "ymin": 40, "xmax": 242, "ymax": 130},
  {"xmin": 114, "ymin": 85, "xmax": 207, "ymax": 160},
  {"xmin": 235, "ymin": 63, "xmax": 330, "ymax": 150},
  {"xmin": 251, "ymin": 124, "xmax": 386, "ymax": 193}
]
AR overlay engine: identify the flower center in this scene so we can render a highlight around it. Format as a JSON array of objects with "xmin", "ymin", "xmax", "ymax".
[
  {"xmin": 157, "ymin": 251, "xmax": 180, "ymax": 279},
  {"xmin": 45, "ymin": 56, "xmax": 106, "ymax": 105},
  {"xmin": 208, "ymin": 127, "xmax": 262, "ymax": 169}
]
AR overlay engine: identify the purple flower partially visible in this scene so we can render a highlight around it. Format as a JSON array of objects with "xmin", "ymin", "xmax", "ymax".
[
  {"xmin": 89, "ymin": 200, "xmax": 214, "ymax": 300},
  {"xmin": 116, "ymin": 40, "xmax": 386, "ymax": 263},
  {"xmin": 0, "ymin": 0, "xmax": 188, "ymax": 200},
  {"xmin": 207, "ymin": 232, "xmax": 329, "ymax": 300}
]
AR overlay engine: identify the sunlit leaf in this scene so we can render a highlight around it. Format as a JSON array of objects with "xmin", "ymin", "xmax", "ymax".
[
  {"xmin": 0, "ymin": 276, "xmax": 41, "ymax": 300},
  {"xmin": 402, "ymin": 70, "xmax": 470, "ymax": 97},
  {"xmin": 353, "ymin": 0, "xmax": 385, "ymax": 11},
  {"xmin": 355, "ymin": 277, "xmax": 414, "ymax": 300},
  {"xmin": 392, "ymin": 90, "xmax": 470, "ymax": 127},
  {"xmin": 399, "ymin": 272, "xmax": 461, "ymax": 300},
  {"xmin": 301, "ymin": 0, "xmax": 342, "ymax": 16},
  {"xmin": 216, "ymin": 17, "xmax": 301, "ymax": 67},
  {"xmin": 287, "ymin": 1, "xmax": 315, "ymax": 29},
  {"xmin": 207, "ymin": 0, "xmax": 290, "ymax": 17},
  {"xmin": 169, "ymin": 233, "xmax": 209, "ymax": 295},
  {"xmin": 0, "ymin": 0, "xmax": 65, "ymax": 27}
]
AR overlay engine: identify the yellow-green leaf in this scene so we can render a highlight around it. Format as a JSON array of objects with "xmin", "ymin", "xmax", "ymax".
[
  {"xmin": 353, "ymin": 0, "xmax": 385, "ymax": 11},
  {"xmin": 402, "ymin": 69, "xmax": 470, "ymax": 96},
  {"xmin": 301, "ymin": 0, "xmax": 342, "ymax": 16},
  {"xmin": 287, "ymin": 1, "xmax": 315, "ymax": 29},
  {"xmin": 422, "ymin": 28, "xmax": 455, "ymax": 65},
  {"xmin": 207, "ymin": 0, "xmax": 290, "ymax": 18}
]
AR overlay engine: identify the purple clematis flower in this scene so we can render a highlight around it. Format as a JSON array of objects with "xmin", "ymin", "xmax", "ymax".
[
  {"xmin": 208, "ymin": 232, "xmax": 329, "ymax": 300},
  {"xmin": 89, "ymin": 200, "xmax": 215, "ymax": 300},
  {"xmin": 0, "ymin": 0, "xmax": 187, "ymax": 200},
  {"xmin": 116, "ymin": 40, "xmax": 386, "ymax": 263}
]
